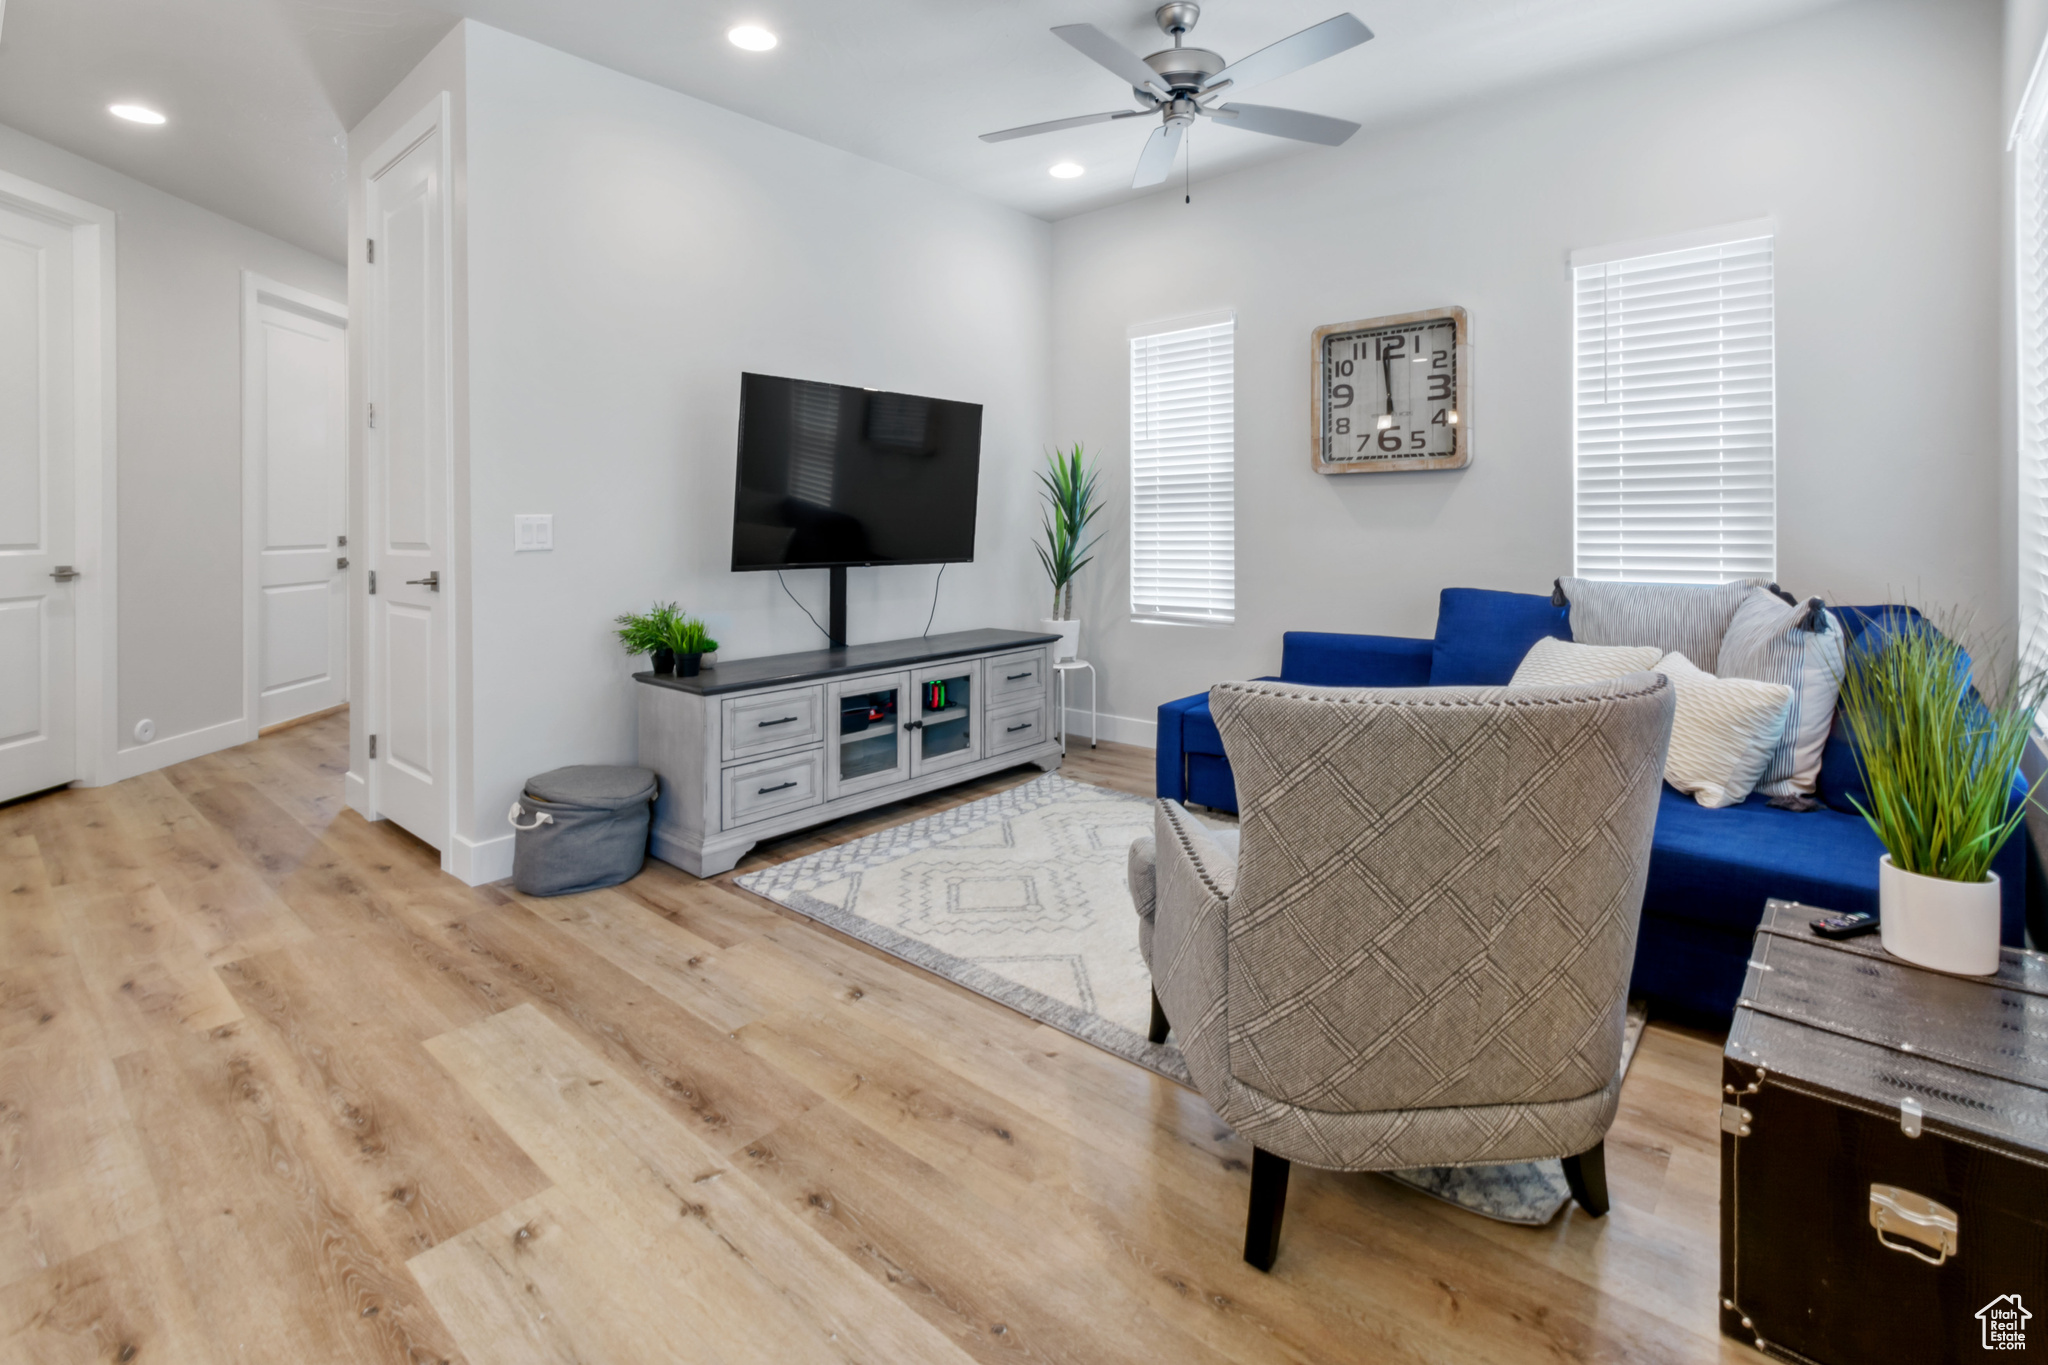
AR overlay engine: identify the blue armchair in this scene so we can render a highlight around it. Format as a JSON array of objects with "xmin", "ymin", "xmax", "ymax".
[{"xmin": 1154, "ymin": 589, "xmax": 2033, "ymax": 1022}]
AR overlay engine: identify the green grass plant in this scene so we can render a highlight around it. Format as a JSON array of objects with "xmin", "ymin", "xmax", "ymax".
[{"xmin": 1836, "ymin": 609, "xmax": 2044, "ymax": 884}]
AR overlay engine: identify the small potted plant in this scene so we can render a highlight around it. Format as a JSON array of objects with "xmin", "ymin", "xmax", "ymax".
[
  {"xmin": 664, "ymin": 614, "xmax": 720, "ymax": 678},
  {"xmin": 1035, "ymin": 442, "xmax": 1102, "ymax": 663},
  {"xmin": 615, "ymin": 601, "xmax": 683, "ymax": 674},
  {"xmin": 1836, "ymin": 609, "xmax": 2044, "ymax": 975}
]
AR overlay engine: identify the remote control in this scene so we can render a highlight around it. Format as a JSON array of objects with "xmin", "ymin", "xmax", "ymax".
[{"xmin": 1811, "ymin": 911, "xmax": 1879, "ymax": 940}]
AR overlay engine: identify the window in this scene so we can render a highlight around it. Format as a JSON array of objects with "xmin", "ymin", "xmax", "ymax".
[
  {"xmin": 2018, "ymin": 73, "xmax": 2048, "ymax": 682},
  {"xmin": 1572, "ymin": 225, "xmax": 1775, "ymax": 583},
  {"xmin": 1130, "ymin": 313, "xmax": 1234, "ymax": 624}
]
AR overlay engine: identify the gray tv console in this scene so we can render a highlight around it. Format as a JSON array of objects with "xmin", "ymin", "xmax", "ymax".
[{"xmin": 634, "ymin": 628, "xmax": 1065, "ymax": 877}]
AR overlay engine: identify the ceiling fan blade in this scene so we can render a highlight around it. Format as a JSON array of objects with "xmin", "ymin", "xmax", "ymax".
[
  {"xmin": 1205, "ymin": 14, "xmax": 1372, "ymax": 92},
  {"xmin": 980, "ymin": 109, "xmax": 1148, "ymax": 143},
  {"xmin": 1132, "ymin": 121, "xmax": 1184, "ymax": 188},
  {"xmin": 1207, "ymin": 102, "xmax": 1360, "ymax": 147},
  {"xmin": 1054, "ymin": 24, "xmax": 1171, "ymax": 96}
]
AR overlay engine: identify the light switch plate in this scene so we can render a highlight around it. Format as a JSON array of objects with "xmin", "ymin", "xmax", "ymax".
[{"xmin": 514, "ymin": 514, "xmax": 553, "ymax": 551}]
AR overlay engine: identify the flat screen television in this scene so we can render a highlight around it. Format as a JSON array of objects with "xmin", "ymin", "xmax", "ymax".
[{"xmin": 730, "ymin": 372, "xmax": 982, "ymax": 571}]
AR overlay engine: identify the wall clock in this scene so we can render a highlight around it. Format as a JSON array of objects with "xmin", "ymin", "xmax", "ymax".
[{"xmin": 1311, "ymin": 306, "xmax": 1469, "ymax": 474}]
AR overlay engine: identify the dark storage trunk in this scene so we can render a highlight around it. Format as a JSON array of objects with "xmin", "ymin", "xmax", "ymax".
[{"xmin": 1721, "ymin": 901, "xmax": 2048, "ymax": 1363}]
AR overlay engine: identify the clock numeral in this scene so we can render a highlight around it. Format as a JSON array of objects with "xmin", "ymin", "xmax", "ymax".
[
  {"xmin": 1333, "ymin": 417, "xmax": 1349, "ymax": 435},
  {"xmin": 1427, "ymin": 373, "xmax": 1452, "ymax": 401},
  {"xmin": 1431, "ymin": 408, "xmax": 1448, "ymax": 426},
  {"xmin": 1410, "ymin": 430, "xmax": 1426, "ymax": 451},
  {"xmin": 1356, "ymin": 434, "xmax": 1373, "ymax": 454},
  {"xmin": 1333, "ymin": 358, "xmax": 1353, "ymax": 377},
  {"xmin": 1330, "ymin": 383, "xmax": 1353, "ymax": 410},
  {"xmin": 1378, "ymin": 426, "xmax": 1403, "ymax": 453},
  {"xmin": 1431, "ymin": 349, "xmax": 1449, "ymax": 369}
]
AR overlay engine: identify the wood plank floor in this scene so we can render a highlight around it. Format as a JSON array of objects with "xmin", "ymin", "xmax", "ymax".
[{"xmin": 0, "ymin": 713, "xmax": 1754, "ymax": 1364}]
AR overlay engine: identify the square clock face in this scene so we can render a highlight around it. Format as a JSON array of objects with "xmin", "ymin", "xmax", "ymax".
[{"xmin": 1312, "ymin": 307, "xmax": 1468, "ymax": 474}]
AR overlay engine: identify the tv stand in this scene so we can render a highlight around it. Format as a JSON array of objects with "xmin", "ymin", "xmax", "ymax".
[{"xmin": 634, "ymin": 627, "xmax": 1064, "ymax": 877}]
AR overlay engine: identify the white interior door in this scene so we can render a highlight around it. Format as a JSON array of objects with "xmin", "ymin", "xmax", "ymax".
[
  {"xmin": 0, "ymin": 202, "xmax": 77, "ymax": 802},
  {"xmin": 366, "ymin": 119, "xmax": 449, "ymax": 850},
  {"xmin": 249, "ymin": 288, "xmax": 347, "ymax": 729}
]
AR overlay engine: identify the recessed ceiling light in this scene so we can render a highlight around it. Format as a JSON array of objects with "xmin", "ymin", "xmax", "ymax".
[
  {"xmin": 109, "ymin": 103, "xmax": 166, "ymax": 125},
  {"xmin": 1049, "ymin": 162, "xmax": 1084, "ymax": 179},
  {"xmin": 727, "ymin": 25, "xmax": 777, "ymax": 51}
]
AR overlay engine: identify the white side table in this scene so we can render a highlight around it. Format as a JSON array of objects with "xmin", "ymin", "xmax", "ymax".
[{"xmin": 1053, "ymin": 658, "xmax": 1096, "ymax": 752}]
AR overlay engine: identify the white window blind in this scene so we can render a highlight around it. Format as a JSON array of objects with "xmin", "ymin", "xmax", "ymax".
[
  {"xmin": 2018, "ymin": 81, "xmax": 2048, "ymax": 685},
  {"xmin": 1131, "ymin": 316, "xmax": 1234, "ymax": 624},
  {"xmin": 1572, "ymin": 232, "xmax": 1775, "ymax": 583}
]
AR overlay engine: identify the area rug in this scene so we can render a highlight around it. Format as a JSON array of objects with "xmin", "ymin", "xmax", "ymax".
[{"xmin": 735, "ymin": 771, "xmax": 1647, "ymax": 1225}]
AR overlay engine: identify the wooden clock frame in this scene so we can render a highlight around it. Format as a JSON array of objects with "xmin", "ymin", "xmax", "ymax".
[{"xmin": 1310, "ymin": 305, "xmax": 1470, "ymax": 475}]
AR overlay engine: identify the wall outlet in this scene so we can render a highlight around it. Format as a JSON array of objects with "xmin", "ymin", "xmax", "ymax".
[{"xmin": 514, "ymin": 514, "xmax": 553, "ymax": 551}]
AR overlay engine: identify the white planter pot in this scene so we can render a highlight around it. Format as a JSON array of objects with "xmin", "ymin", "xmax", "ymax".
[
  {"xmin": 1042, "ymin": 618, "xmax": 1080, "ymax": 662},
  {"xmin": 1878, "ymin": 855, "xmax": 2002, "ymax": 976}
]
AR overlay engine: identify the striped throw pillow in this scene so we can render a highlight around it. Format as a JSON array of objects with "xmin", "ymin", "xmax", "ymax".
[
  {"xmin": 1716, "ymin": 587, "xmax": 1843, "ymax": 797},
  {"xmin": 1555, "ymin": 577, "xmax": 1770, "ymax": 672},
  {"xmin": 1509, "ymin": 637, "xmax": 1663, "ymax": 687},
  {"xmin": 1653, "ymin": 651, "xmax": 1794, "ymax": 808}
]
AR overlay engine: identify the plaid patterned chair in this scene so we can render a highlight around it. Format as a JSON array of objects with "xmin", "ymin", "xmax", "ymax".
[{"xmin": 1129, "ymin": 673, "xmax": 1674, "ymax": 1270}]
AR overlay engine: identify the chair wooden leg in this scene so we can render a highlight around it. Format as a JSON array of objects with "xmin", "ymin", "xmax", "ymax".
[
  {"xmin": 1243, "ymin": 1147, "xmax": 1291, "ymax": 1271},
  {"xmin": 1561, "ymin": 1141, "xmax": 1610, "ymax": 1218},
  {"xmin": 1147, "ymin": 987, "xmax": 1170, "ymax": 1045}
]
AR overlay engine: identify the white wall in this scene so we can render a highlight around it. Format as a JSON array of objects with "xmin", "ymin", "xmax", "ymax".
[
  {"xmin": 1050, "ymin": 0, "xmax": 2003, "ymax": 742},
  {"xmin": 394, "ymin": 24, "xmax": 1051, "ymax": 880},
  {"xmin": 0, "ymin": 121, "xmax": 345, "ymax": 775}
]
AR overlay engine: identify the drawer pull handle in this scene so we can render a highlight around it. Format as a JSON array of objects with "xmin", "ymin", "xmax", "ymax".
[
  {"xmin": 1869, "ymin": 1184, "xmax": 1957, "ymax": 1266},
  {"xmin": 757, "ymin": 780, "xmax": 798, "ymax": 795},
  {"xmin": 1007, "ymin": 722, "xmax": 1032, "ymax": 733},
  {"xmin": 758, "ymin": 716, "xmax": 801, "ymax": 727},
  {"xmin": 1006, "ymin": 671, "xmax": 1033, "ymax": 681}
]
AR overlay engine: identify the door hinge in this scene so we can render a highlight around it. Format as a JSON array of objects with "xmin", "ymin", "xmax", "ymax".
[
  {"xmin": 369, "ymin": 735, "xmax": 377, "ymax": 758},
  {"xmin": 337, "ymin": 534, "xmax": 347, "ymax": 548},
  {"xmin": 367, "ymin": 401, "xmax": 376, "ymax": 429},
  {"xmin": 368, "ymin": 570, "xmax": 377, "ymax": 595},
  {"xmin": 336, "ymin": 556, "xmax": 349, "ymax": 570},
  {"xmin": 366, "ymin": 238, "xmax": 375, "ymax": 264}
]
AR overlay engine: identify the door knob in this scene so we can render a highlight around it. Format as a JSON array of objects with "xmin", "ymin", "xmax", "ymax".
[
  {"xmin": 49, "ymin": 565, "xmax": 79, "ymax": 582},
  {"xmin": 405, "ymin": 571, "xmax": 441, "ymax": 591}
]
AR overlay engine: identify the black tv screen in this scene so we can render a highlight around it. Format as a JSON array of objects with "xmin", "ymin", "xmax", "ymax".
[{"xmin": 730, "ymin": 373, "xmax": 982, "ymax": 571}]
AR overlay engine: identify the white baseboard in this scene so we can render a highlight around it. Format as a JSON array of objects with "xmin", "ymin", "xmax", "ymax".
[
  {"xmin": 109, "ymin": 716, "xmax": 255, "ymax": 782},
  {"xmin": 1060, "ymin": 707, "xmax": 1155, "ymax": 750},
  {"xmin": 344, "ymin": 769, "xmax": 370, "ymax": 818},
  {"xmin": 450, "ymin": 830, "xmax": 515, "ymax": 887}
]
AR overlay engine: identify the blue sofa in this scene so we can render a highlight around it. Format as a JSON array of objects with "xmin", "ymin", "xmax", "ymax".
[{"xmin": 1155, "ymin": 588, "xmax": 2032, "ymax": 1023}]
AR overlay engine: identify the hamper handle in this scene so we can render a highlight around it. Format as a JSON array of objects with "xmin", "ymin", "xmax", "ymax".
[{"xmin": 508, "ymin": 801, "xmax": 554, "ymax": 832}]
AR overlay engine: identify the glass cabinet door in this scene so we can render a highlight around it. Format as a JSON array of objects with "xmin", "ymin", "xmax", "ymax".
[
  {"xmin": 910, "ymin": 661, "xmax": 980, "ymax": 776},
  {"xmin": 828, "ymin": 671, "xmax": 910, "ymax": 799}
]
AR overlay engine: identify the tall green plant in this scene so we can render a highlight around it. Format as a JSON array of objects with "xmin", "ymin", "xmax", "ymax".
[
  {"xmin": 1035, "ymin": 443, "xmax": 1103, "ymax": 620},
  {"xmin": 1836, "ymin": 609, "xmax": 2045, "ymax": 884},
  {"xmin": 615, "ymin": 601, "xmax": 682, "ymax": 656}
]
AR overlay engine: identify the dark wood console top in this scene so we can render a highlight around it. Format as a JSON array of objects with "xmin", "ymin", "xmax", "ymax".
[{"xmin": 633, "ymin": 628, "xmax": 1063, "ymax": 697}]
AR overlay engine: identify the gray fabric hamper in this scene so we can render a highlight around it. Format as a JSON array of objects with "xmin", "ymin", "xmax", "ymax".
[{"xmin": 509, "ymin": 765, "xmax": 658, "ymax": 896}]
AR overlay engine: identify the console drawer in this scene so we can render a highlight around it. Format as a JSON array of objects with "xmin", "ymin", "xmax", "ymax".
[
  {"xmin": 722, "ymin": 685, "xmax": 824, "ymax": 761},
  {"xmin": 722, "ymin": 748, "xmax": 824, "ymax": 829},
  {"xmin": 987, "ymin": 699, "xmax": 1048, "ymax": 757},
  {"xmin": 986, "ymin": 648, "xmax": 1048, "ymax": 705}
]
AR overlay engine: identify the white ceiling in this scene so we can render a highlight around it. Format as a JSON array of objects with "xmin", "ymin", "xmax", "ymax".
[{"xmin": 0, "ymin": 0, "xmax": 1848, "ymax": 262}]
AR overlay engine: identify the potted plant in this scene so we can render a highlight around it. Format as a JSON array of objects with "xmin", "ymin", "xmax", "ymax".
[
  {"xmin": 1035, "ymin": 442, "xmax": 1103, "ymax": 663},
  {"xmin": 1836, "ymin": 610, "xmax": 2043, "ymax": 975},
  {"xmin": 664, "ymin": 614, "xmax": 720, "ymax": 678},
  {"xmin": 615, "ymin": 601, "xmax": 683, "ymax": 674}
]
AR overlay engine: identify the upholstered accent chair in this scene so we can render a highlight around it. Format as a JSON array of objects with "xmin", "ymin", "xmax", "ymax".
[{"xmin": 1129, "ymin": 674, "xmax": 1675, "ymax": 1270}]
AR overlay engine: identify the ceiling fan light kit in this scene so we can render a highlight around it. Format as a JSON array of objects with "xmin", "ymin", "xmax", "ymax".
[{"xmin": 982, "ymin": 4, "xmax": 1373, "ymax": 189}]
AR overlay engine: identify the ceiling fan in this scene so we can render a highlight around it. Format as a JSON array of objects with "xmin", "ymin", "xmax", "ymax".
[{"xmin": 981, "ymin": 3, "xmax": 1374, "ymax": 189}]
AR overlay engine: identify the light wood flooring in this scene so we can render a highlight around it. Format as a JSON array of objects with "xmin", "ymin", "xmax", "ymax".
[{"xmin": 1, "ymin": 712, "xmax": 1752, "ymax": 1364}]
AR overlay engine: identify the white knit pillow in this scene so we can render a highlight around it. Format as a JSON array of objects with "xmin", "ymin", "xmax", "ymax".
[
  {"xmin": 1509, "ymin": 637, "xmax": 1663, "ymax": 688},
  {"xmin": 1653, "ymin": 652, "xmax": 1795, "ymax": 809},
  {"xmin": 1715, "ymin": 588, "xmax": 1843, "ymax": 797}
]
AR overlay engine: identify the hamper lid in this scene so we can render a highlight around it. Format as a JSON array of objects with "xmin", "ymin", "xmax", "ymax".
[{"xmin": 523, "ymin": 765, "xmax": 657, "ymax": 809}]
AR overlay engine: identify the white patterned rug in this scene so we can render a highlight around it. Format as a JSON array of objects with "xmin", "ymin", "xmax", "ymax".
[{"xmin": 736, "ymin": 772, "xmax": 1646, "ymax": 1226}]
